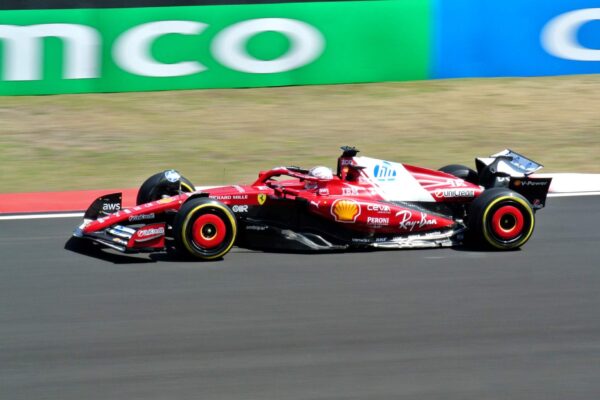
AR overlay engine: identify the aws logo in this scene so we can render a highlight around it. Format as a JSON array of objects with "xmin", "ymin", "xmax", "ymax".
[{"xmin": 330, "ymin": 199, "xmax": 360, "ymax": 223}]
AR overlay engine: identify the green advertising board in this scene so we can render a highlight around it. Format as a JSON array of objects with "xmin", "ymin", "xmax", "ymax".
[{"xmin": 0, "ymin": 1, "xmax": 430, "ymax": 95}]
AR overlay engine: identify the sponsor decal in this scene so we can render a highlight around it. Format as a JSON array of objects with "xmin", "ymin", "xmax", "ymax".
[
  {"xmin": 137, "ymin": 226, "xmax": 164, "ymax": 237},
  {"xmin": 318, "ymin": 188, "xmax": 329, "ymax": 196},
  {"xmin": 434, "ymin": 189, "xmax": 477, "ymax": 198},
  {"xmin": 366, "ymin": 204, "xmax": 391, "ymax": 214},
  {"xmin": 396, "ymin": 210, "xmax": 437, "ymax": 231},
  {"xmin": 342, "ymin": 186, "xmax": 360, "ymax": 196},
  {"xmin": 367, "ymin": 217, "xmax": 389, "ymax": 226},
  {"xmin": 331, "ymin": 199, "xmax": 360, "ymax": 223},
  {"xmin": 257, "ymin": 193, "xmax": 267, "ymax": 205},
  {"xmin": 351, "ymin": 238, "xmax": 370, "ymax": 243},
  {"xmin": 211, "ymin": 194, "xmax": 248, "ymax": 201},
  {"xmin": 232, "ymin": 204, "xmax": 248, "ymax": 213},
  {"xmin": 128, "ymin": 213, "xmax": 155, "ymax": 222},
  {"xmin": 515, "ymin": 180, "xmax": 549, "ymax": 187},
  {"xmin": 164, "ymin": 169, "xmax": 181, "ymax": 183},
  {"xmin": 233, "ymin": 185, "xmax": 245, "ymax": 193},
  {"xmin": 102, "ymin": 202, "xmax": 121, "ymax": 212},
  {"xmin": 246, "ymin": 225, "xmax": 268, "ymax": 231},
  {"xmin": 373, "ymin": 161, "xmax": 397, "ymax": 182},
  {"xmin": 341, "ymin": 159, "xmax": 354, "ymax": 166},
  {"xmin": 134, "ymin": 225, "xmax": 165, "ymax": 241}
]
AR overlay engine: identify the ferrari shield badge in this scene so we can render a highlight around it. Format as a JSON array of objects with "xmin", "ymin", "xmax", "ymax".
[{"xmin": 257, "ymin": 193, "xmax": 267, "ymax": 205}]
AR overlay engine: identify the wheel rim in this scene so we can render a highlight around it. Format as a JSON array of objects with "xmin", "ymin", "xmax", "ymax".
[
  {"xmin": 191, "ymin": 214, "xmax": 227, "ymax": 249},
  {"xmin": 491, "ymin": 205, "xmax": 524, "ymax": 240}
]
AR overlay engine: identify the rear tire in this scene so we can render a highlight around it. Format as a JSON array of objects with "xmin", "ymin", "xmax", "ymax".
[
  {"xmin": 173, "ymin": 198, "xmax": 237, "ymax": 260},
  {"xmin": 467, "ymin": 188, "xmax": 535, "ymax": 250},
  {"xmin": 136, "ymin": 170, "xmax": 195, "ymax": 205},
  {"xmin": 439, "ymin": 164, "xmax": 479, "ymax": 185}
]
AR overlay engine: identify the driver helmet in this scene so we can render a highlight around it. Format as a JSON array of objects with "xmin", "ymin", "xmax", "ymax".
[
  {"xmin": 305, "ymin": 166, "xmax": 333, "ymax": 189},
  {"xmin": 308, "ymin": 166, "xmax": 333, "ymax": 180}
]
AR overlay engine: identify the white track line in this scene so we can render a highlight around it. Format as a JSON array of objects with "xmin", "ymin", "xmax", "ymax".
[
  {"xmin": 548, "ymin": 191, "xmax": 600, "ymax": 198},
  {"xmin": 0, "ymin": 212, "xmax": 84, "ymax": 221}
]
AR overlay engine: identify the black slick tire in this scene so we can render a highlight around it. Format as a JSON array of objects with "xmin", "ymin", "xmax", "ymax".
[
  {"xmin": 136, "ymin": 171, "xmax": 195, "ymax": 205},
  {"xmin": 439, "ymin": 164, "xmax": 479, "ymax": 185},
  {"xmin": 467, "ymin": 188, "xmax": 535, "ymax": 250}
]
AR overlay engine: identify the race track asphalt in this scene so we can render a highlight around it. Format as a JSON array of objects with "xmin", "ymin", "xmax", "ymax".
[{"xmin": 1, "ymin": 196, "xmax": 599, "ymax": 400}]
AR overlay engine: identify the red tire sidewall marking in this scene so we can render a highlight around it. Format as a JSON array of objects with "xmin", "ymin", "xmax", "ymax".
[
  {"xmin": 191, "ymin": 213, "xmax": 227, "ymax": 249},
  {"xmin": 491, "ymin": 205, "xmax": 524, "ymax": 240}
]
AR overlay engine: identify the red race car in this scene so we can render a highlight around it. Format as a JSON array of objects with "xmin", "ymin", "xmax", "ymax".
[{"xmin": 73, "ymin": 147, "xmax": 551, "ymax": 260}]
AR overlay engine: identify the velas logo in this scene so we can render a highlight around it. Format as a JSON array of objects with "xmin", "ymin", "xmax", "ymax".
[
  {"xmin": 331, "ymin": 199, "xmax": 360, "ymax": 223},
  {"xmin": 0, "ymin": 18, "xmax": 325, "ymax": 81}
]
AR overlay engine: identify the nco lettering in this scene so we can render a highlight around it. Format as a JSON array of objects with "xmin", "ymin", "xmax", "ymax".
[
  {"xmin": 0, "ymin": 18, "xmax": 324, "ymax": 81},
  {"xmin": 542, "ymin": 8, "xmax": 600, "ymax": 61}
]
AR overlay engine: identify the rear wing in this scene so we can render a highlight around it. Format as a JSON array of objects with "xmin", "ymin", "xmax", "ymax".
[
  {"xmin": 475, "ymin": 149, "xmax": 543, "ymax": 177},
  {"xmin": 476, "ymin": 150, "xmax": 551, "ymax": 209}
]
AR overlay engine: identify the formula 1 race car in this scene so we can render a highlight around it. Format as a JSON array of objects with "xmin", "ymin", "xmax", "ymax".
[{"xmin": 73, "ymin": 147, "xmax": 552, "ymax": 260}]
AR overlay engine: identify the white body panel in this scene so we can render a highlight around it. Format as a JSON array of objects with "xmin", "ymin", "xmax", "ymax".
[{"xmin": 354, "ymin": 157, "xmax": 435, "ymax": 202}]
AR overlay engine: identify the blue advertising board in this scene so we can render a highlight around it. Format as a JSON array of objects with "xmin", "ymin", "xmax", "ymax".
[{"xmin": 434, "ymin": 0, "xmax": 600, "ymax": 78}]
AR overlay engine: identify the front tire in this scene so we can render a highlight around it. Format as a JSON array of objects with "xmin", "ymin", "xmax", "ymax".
[
  {"xmin": 467, "ymin": 188, "xmax": 535, "ymax": 250},
  {"xmin": 173, "ymin": 198, "xmax": 237, "ymax": 260}
]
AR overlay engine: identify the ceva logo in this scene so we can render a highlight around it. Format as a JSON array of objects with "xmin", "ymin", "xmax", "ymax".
[
  {"xmin": 542, "ymin": 8, "xmax": 600, "ymax": 61},
  {"xmin": 0, "ymin": 18, "xmax": 325, "ymax": 81}
]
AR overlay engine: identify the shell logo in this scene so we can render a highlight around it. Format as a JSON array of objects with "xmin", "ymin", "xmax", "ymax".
[{"xmin": 330, "ymin": 199, "xmax": 360, "ymax": 223}]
